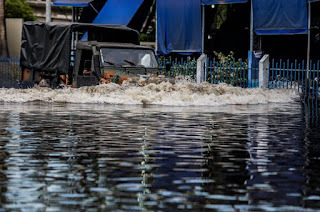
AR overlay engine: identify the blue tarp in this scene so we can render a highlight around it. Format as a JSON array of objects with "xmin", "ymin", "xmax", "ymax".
[
  {"xmin": 201, "ymin": 0, "xmax": 247, "ymax": 5},
  {"xmin": 253, "ymin": 0, "xmax": 308, "ymax": 35},
  {"xmin": 53, "ymin": 0, "xmax": 93, "ymax": 7},
  {"xmin": 157, "ymin": 0, "xmax": 202, "ymax": 55},
  {"xmin": 92, "ymin": 0, "xmax": 144, "ymax": 25}
]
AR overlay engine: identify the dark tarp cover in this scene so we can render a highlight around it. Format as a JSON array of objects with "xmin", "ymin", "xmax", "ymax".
[
  {"xmin": 92, "ymin": 0, "xmax": 144, "ymax": 25},
  {"xmin": 21, "ymin": 22, "xmax": 140, "ymax": 74},
  {"xmin": 53, "ymin": 0, "xmax": 94, "ymax": 7},
  {"xmin": 21, "ymin": 22, "xmax": 72, "ymax": 74},
  {"xmin": 201, "ymin": 0, "xmax": 247, "ymax": 5},
  {"xmin": 157, "ymin": 0, "xmax": 202, "ymax": 55},
  {"xmin": 253, "ymin": 0, "xmax": 308, "ymax": 35}
]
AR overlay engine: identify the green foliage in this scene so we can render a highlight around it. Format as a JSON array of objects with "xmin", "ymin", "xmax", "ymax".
[
  {"xmin": 210, "ymin": 51, "xmax": 248, "ymax": 86},
  {"xmin": 5, "ymin": 0, "xmax": 36, "ymax": 21},
  {"xmin": 140, "ymin": 33, "xmax": 154, "ymax": 42}
]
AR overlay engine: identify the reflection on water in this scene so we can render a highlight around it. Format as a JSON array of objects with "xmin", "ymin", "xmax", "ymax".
[{"xmin": 0, "ymin": 102, "xmax": 319, "ymax": 211}]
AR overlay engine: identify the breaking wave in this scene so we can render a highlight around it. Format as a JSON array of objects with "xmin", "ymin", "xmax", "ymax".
[{"xmin": 0, "ymin": 79, "xmax": 299, "ymax": 106}]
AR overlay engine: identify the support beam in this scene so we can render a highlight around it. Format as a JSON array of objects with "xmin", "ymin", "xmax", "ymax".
[
  {"xmin": 46, "ymin": 0, "xmax": 51, "ymax": 22},
  {"xmin": 249, "ymin": 0, "xmax": 253, "ymax": 51},
  {"xmin": 202, "ymin": 5, "xmax": 205, "ymax": 53},
  {"xmin": 307, "ymin": 1, "xmax": 311, "ymax": 79}
]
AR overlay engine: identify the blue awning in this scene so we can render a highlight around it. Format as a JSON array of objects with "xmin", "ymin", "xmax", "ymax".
[
  {"xmin": 202, "ymin": 0, "xmax": 247, "ymax": 5},
  {"xmin": 253, "ymin": 0, "xmax": 308, "ymax": 35},
  {"xmin": 157, "ymin": 0, "xmax": 202, "ymax": 55},
  {"xmin": 53, "ymin": 0, "xmax": 94, "ymax": 7},
  {"xmin": 92, "ymin": 0, "xmax": 144, "ymax": 25}
]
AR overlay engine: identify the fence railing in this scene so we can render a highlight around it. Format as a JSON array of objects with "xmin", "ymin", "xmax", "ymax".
[
  {"xmin": 205, "ymin": 58, "xmax": 248, "ymax": 88},
  {"xmin": 158, "ymin": 57, "xmax": 197, "ymax": 79},
  {"xmin": 0, "ymin": 57, "xmax": 21, "ymax": 88},
  {"xmin": 269, "ymin": 59, "xmax": 319, "ymax": 101},
  {"xmin": 0, "ymin": 55, "xmax": 318, "ymax": 101},
  {"xmin": 158, "ymin": 57, "xmax": 248, "ymax": 87}
]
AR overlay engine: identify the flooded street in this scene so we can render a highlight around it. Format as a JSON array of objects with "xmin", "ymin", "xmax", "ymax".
[
  {"xmin": 0, "ymin": 82, "xmax": 319, "ymax": 211},
  {"xmin": 0, "ymin": 98, "xmax": 319, "ymax": 211}
]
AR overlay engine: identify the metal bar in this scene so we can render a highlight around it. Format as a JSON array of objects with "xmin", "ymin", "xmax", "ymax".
[
  {"xmin": 305, "ymin": 60, "xmax": 308, "ymax": 99},
  {"xmin": 186, "ymin": 57, "xmax": 190, "ymax": 76},
  {"xmin": 312, "ymin": 63, "xmax": 315, "ymax": 99},
  {"xmin": 155, "ymin": 7, "xmax": 158, "ymax": 54},
  {"xmin": 232, "ymin": 58, "xmax": 235, "ymax": 86},
  {"xmin": 307, "ymin": 2, "xmax": 311, "ymax": 79},
  {"xmin": 202, "ymin": 5, "xmax": 205, "ymax": 53},
  {"xmin": 298, "ymin": 62, "xmax": 301, "ymax": 92},
  {"xmin": 250, "ymin": 0, "xmax": 254, "ymax": 51},
  {"xmin": 226, "ymin": 60, "xmax": 229, "ymax": 84},
  {"xmin": 271, "ymin": 59, "xmax": 274, "ymax": 88},
  {"xmin": 209, "ymin": 58, "xmax": 212, "ymax": 83},
  {"xmin": 287, "ymin": 59, "xmax": 290, "ymax": 88},
  {"xmin": 309, "ymin": 61, "xmax": 312, "ymax": 98},
  {"xmin": 302, "ymin": 61, "xmax": 305, "ymax": 95},
  {"xmin": 279, "ymin": 59, "xmax": 282, "ymax": 88},
  {"xmin": 213, "ymin": 58, "xmax": 216, "ymax": 84},
  {"xmin": 219, "ymin": 60, "xmax": 222, "ymax": 83},
  {"xmin": 316, "ymin": 60, "xmax": 319, "ymax": 103},
  {"xmin": 290, "ymin": 62, "xmax": 293, "ymax": 89},
  {"xmin": 282, "ymin": 61, "xmax": 286, "ymax": 88},
  {"xmin": 239, "ymin": 59, "xmax": 242, "ymax": 87},
  {"xmin": 294, "ymin": 60, "xmax": 297, "ymax": 90}
]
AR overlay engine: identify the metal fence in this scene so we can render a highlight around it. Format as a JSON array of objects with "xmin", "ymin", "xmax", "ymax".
[
  {"xmin": 158, "ymin": 57, "xmax": 197, "ymax": 79},
  {"xmin": 204, "ymin": 58, "xmax": 248, "ymax": 87},
  {"xmin": 269, "ymin": 59, "xmax": 319, "ymax": 101},
  {"xmin": 0, "ymin": 55, "xmax": 318, "ymax": 101},
  {"xmin": 0, "ymin": 57, "xmax": 21, "ymax": 88},
  {"xmin": 158, "ymin": 57, "xmax": 248, "ymax": 87}
]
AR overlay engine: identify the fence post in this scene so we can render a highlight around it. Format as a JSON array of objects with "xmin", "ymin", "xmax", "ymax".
[
  {"xmin": 196, "ymin": 53, "xmax": 207, "ymax": 84},
  {"xmin": 259, "ymin": 54, "xmax": 270, "ymax": 89}
]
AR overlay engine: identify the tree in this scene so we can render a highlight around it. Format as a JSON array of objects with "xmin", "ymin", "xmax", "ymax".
[
  {"xmin": 0, "ymin": 0, "xmax": 7, "ymax": 56},
  {"xmin": 5, "ymin": 0, "xmax": 35, "ymax": 21}
]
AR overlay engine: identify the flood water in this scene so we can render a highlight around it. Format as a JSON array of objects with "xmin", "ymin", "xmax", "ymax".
[{"xmin": 0, "ymin": 82, "xmax": 319, "ymax": 211}]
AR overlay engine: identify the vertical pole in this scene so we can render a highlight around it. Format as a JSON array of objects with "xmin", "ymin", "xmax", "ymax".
[
  {"xmin": 71, "ymin": 7, "xmax": 75, "ymax": 50},
  {"xmin": 72, "ymin": 7, "xmax": 75, "ymax": 22},
  {"xmin": 46, "ymin": 0, "xmax": 51, "ymax": 23},
  {"xmin": 202, "ymin": 5, "xmax": 205, "ymax": 53},
  {"xmin": 250, "ymin": 0, "xmax": 254, "ymax": 52},
  {"xmin": 155, "ymin": 3, "xmax": 158, "ymax": 54},
  {"xmin": 307, "ymin": 2, "xmax": 311, "ymax": 79}
]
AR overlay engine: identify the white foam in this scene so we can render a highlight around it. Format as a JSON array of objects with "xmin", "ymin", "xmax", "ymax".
[{"xmin": 0, "ymin": 79, "xmax": 299, "ymax": 106}]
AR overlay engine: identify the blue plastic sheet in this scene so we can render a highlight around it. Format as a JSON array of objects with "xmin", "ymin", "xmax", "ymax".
[
  {"xmin": 92, "ymin": 0, "xmax": 144, "ymax": 25},
  {"xmin": 253, "ymin": 0, "xmax": 308, "ymax": 35},
  {"xmin": 53, "ymin": 0, "xmax": 93, "ymax": 7},
  {"xmin": 201, "ymin": 0, "xmax": 247, "ymax": 5},
  {"xmin": 157, "ymin": 0, "xmax": 202, "ymax": 55}
]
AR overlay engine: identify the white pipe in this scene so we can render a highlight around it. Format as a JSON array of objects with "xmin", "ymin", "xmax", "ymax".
[{"xmin": 46, "ymin": 0, "xmax": 51, "ymax": 23}]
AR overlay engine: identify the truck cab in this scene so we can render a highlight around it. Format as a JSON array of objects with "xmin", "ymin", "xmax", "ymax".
[{"xmin": 73, "ymin": 41, "xmax": 161, "ymax": 87}]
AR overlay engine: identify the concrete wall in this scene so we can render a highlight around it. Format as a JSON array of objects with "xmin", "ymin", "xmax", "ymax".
[
  {"xmin": 27, "ymin": 0, "xmax": 72, "ymax": 22},
  {"xmin": 6, "ymin": 18, "xmax": 23, "ymax": 58}
]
